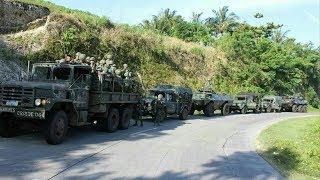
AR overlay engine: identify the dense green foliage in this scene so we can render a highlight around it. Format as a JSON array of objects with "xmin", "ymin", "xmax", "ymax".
[
  {"xmin": 6, "ymin": 1, "xmax": 320, "ymax": 108},
  {"xmin": 258, "ymin": 116, "xmax": 320, "ymax": 178},
  {"xmin": 141, "ymin": 7, "xmax": 319, "ymax": 107}
]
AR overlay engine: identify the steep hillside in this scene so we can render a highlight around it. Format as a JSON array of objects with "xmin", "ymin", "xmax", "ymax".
[{"xmin": 0, "ymin": 0, "xmax": 225, "ymax": 90}]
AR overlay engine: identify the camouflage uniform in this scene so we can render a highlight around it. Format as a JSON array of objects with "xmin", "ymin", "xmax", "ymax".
[
  {"xmin": 133, "ymin": 100, "xmax": 144, "ymax": 127},
  {"xmin": 153, "ymin": 94, "xmax": 165, "ymax": 126}
]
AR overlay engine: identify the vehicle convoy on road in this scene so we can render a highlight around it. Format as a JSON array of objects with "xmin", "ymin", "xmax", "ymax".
[
  {"xmin": 261, "ymin": 95, "xmax": 283, "ymax": 113},
  {"xmin": 191, "ymin": 90, "xmax": 233, "ymax": 117},
  {"xmin": 0, "ymin": 58, "xmax": 140, "ymax": 144},
  {"xmin": 140, "ymin": 85, "xmax": 193, "ymax": 122},
  {"xmin": 230, "ymin": 93, "xmax": 262, "ymax": 114},
  {"xmin": 282, "ymin": 95, "xmax": 308, "ymax": 113}
]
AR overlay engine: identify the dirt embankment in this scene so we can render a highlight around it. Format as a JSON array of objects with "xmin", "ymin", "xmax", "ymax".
[{"xmin": 0, "ymin": 0, "xmax": 49, "ymax": 34}]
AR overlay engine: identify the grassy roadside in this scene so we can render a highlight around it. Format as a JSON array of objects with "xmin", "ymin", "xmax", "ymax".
[
  {"xmin": 256, "ymin": 116, "xmax": 320, "ymax": 179},
  {"xmin": 308, "ymin": 107, "xmax": 320, "ymax": 113}
]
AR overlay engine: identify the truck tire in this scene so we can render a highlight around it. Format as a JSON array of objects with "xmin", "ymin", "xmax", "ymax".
[
  {"xmin": 119, "ymin": 108, "xmax": 132, "ymax": 130},
  {"xmin": 179, "ymin": 107, "xmax": 189, "ymax": 120},
  {"xmin": 0, "ymin": 113, "xmax": 19, "ymax": 138},
  {"xmin": 292, "ymin": 105, "xmax": 297, "ymax": 112},
  {"xmin": 204, "ymin": 102, "xmax": 214, "ymax": 117},
  {"xmin": 241, "ymin": 106, "xmax": 247, "ymax": 114},
  {"xmin": 302, "ymin": 106, "xmax": 307, "ymax": 113},
  {"xmin": 189, "ymin": 108, "xmax": 195, "ymax": 115},
  {"xmin": 106, "ymin": 108, "xmax": 120, "ymax": 133},
  {"xmin": 44, "ymin": 111, "xmax": 68, "ymax": 145},
  {"xmin": 221, "ymin": 103, "xmax": 229, "ymax": 116}
]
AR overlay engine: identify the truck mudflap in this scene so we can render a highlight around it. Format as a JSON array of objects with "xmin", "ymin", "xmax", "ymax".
[{"xmin": 0, "ymin": 106, "xmax": 45, "ymax": 119}]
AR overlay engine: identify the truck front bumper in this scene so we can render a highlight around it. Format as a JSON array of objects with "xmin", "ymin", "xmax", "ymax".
[{"xmin": 0, "ymin": 106, "xmax": 46, "ymax": 119}]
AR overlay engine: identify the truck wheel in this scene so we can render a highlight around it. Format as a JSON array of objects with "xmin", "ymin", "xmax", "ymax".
[
  {"xmin": 179, "ymin": 107, "xmax": 189, "ymax": 120},
  {"xmin": 292, "ymin": 105, "xmax": 297, "ymax": 112},
  {"xmin": 241, "ymin": 107, "xmax": 247, "ymax": 114},
  {"xmin": 221, "ymin": 104, "xmax": 229, "ymax": 116},
  {"xmin": 189, "ymin": 108, "xmax": 195, "ymax": 115},
  {"xmin": 119, "ymin": 108, "xmax": 132, "ymax": 130},
  {"xmin": 204, "ymin": 103, "xmax": 214, "ymax": 117},
  {"xmin": 302, "ymin": 106, "xmax": 307, "ymax": 113},
  {"xmin": 0, "ymin": 113, "xmax": 19, "ymax": 138},
  {"xmin": 106, "ymin": 108, "xmax": 120, "ymax": 133},
  {"xmin": 44, "ymin": 111, "xmax": 68, "ymax": 145}
]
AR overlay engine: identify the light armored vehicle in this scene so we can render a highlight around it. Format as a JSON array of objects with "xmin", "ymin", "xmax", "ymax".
[
  {"xmin": 261, "ymin": 95, "xmax": 283, "ymax": 113},
  {"xmin": 0, "ymin": 61, "xmax": 139, "ymax": 144},
  {"xmin": 141, "ymin": 85, "xmax": 193, "ymax": 122},
  {"xmin": 230, "ymin": 93, "xmax": 262, "ymax": 114},
  {"xmin": 191, "ymin": 90, "xmax": 233, "ymax": 117},
  {"xmin": 282, "ymin": 95, "xmax": 307, "ymax": 113}
]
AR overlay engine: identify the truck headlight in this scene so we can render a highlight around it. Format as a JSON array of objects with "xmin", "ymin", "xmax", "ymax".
[
  {"xmin": 41, "ymin": 99, "xmax": 50, "ymax": 106},
  {"xmin": 35, "ymin": 99, "xmax": 41, "ymax": 106}
]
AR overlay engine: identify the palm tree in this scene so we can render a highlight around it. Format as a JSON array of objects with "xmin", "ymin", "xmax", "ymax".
[
  {"xmin": 205, "ymin": 6, "xmax": 239, "ymax": 37},
  {"xmin": 191, "ymin": 12, "xmax": 203, "ymax": 23},
  {"xmin": 141, "ymin": 8, "xmax": 183, "ymax": 35}
]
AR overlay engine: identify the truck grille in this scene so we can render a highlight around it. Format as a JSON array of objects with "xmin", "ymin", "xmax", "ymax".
[{"xmin": 0, "ymin": 86, "xmax": 34, "ymax": 107}]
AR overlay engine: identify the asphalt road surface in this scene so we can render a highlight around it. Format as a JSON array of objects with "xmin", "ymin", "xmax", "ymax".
[{"xmin": 0, "ymin": 112, "xmax": 317, "ymax": 180}]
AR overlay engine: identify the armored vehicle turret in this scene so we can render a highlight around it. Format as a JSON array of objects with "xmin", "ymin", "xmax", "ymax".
[
  {"xmin": 230, "ymin": 93, "xmax": 262, "ymax": 114},
  {"xmin": 0, "ymin": 58, "xmax": 140, "ymax": 144},
  {"xmin": 191, "ymin": 90, "xmax": 233, "ymax": 117},
  {"xmin": 141, "ymin": 85, "xmax": 193, "ymax": 122},
  {"xmin": 282, "ymin": 95, "xmax": 307, "ymax": 113}
]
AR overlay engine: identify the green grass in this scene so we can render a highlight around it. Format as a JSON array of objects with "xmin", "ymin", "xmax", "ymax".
[
  {"xmin": 257, "ymin": 116, "xmax": 320, "ymax": 179},
  {"xmin": 308, "ymin": 106, "xmax": 320, "ymax": 113}
]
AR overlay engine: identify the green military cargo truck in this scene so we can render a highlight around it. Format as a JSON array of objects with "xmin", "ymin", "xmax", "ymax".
[
  {"xmin": 261, "ymin": 95, "xmax": 283, "ymax": 113},
  {"xmin": 230, "ymin": 93, "xmax": 262, "ymax": 114},
  {"xmin": 0, "ymin": 62, "xmax": 139, "ymax": 144},
  {"xmin": 141, "ymin": 85, "xmax": 193, "ymax": 122}
]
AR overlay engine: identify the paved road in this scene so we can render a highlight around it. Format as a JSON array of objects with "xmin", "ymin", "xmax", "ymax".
[{"xmin": 0, "ymin": 112, "xmax": 317, "ymax": 180}]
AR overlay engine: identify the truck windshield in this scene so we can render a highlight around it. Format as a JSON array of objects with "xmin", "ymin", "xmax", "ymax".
[
  {"xmin": 32, "ymin": 66, "xmax": 52, "ymax": 80},
  {"xmin": 236, "ymin": 97, "xmax": 246, "ymax": 100},
  {"xmin": 53, "ymin": 67, "xmax": 71, "ymax": 81}
]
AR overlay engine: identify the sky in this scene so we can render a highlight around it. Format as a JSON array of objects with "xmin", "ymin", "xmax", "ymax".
[{"xmin": 48, "ymin": 0, "xmax": 320, "ymax": 47}]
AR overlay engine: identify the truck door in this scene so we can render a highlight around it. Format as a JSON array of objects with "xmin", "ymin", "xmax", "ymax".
[
  {"xmin": 71, "ymin": 67, "xmax": 91, "ymax": 110},
  {"xmin": 165, "ymin": 93, "xmax": 176, "ymax": 114},
  {"xmin": 247, "ymin": 96, "xmax": 255, "ymax": 109}
]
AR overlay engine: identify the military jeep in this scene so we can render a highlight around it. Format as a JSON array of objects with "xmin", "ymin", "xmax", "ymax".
[
  {"xmin": 141, "ymin": 85, "xmax": 193, "ymax": 122},
  {"xmin": 282, "ymin": 95, "xmax": 308, "ymax": 113},
  {"xmin": 191, "ymin": 90, "xmax": 233, "ymax": 117},
  {"xmin": 261, "ymin": 95, "xmax": 283, "ymax": 113},
  {"xmin": 230, "ymin": 93, "xmax": 262, "ymax": 114},
  {"xmin": 0, "ymin": 61, "xmax": 139, "ymax": 144}
]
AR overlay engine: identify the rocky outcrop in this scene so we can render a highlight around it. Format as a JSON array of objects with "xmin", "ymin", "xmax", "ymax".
[{"xmin": 0, "ymin": 0, "xmax": 50, "ymax": 34}]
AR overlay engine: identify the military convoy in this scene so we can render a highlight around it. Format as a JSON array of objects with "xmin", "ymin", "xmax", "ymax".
[
  {"xmin": 0, "ymin": 53, "xmax": 310, "ymax": 144},
  {"xmin": 191, "ymin": 90, "xmax": 233, "ymax": 116}
]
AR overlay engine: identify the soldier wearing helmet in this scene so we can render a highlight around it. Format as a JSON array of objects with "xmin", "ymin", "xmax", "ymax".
[{"xmin": 153, "ymin": 93, "xmax": 165, "ymax": 126}]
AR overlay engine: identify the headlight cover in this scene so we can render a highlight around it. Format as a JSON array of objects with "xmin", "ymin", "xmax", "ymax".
[{"xmin": 35, "ymin": 99, "xmax": 41, "ymax": 106}]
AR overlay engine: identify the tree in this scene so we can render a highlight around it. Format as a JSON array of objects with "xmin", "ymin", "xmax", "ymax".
[
  {"xmin": 205, "ymin": 6, "xmax": 239, "ymax": 37},
  {"xmin": 191, "ymin": 12, "xmax": 203, "ymax": 23},
  {"xmin": 141, "ymin": 8, "xmax": 183, "ymax": 35}
]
